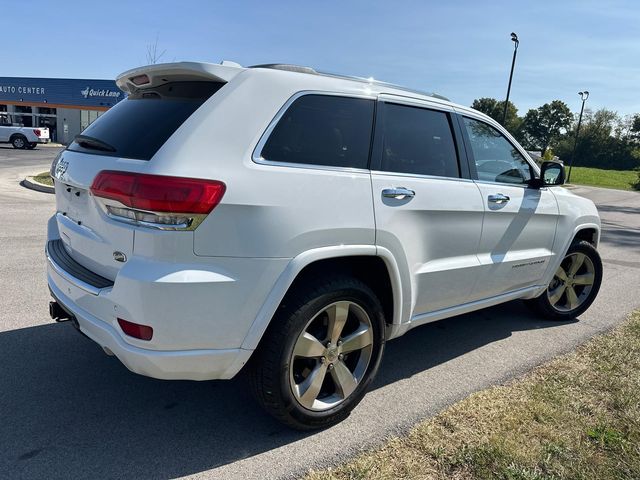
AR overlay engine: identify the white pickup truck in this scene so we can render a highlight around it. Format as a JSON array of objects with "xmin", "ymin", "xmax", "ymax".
[{"xmin": 0, "ymin": 116, "xmax": 50, "ymax": 149}]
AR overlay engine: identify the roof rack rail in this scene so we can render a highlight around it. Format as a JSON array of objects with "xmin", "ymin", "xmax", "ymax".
[
  {"xmin": 318, "ymin": 70, "xmax": 450, "ymax": 102},
  {"xmin": 250, "ymin": 63, "xmax": 450, "ymax": 102},
  {"xmin": 250, "ymin": 64, "xmax": 318, "ymax": 74}
]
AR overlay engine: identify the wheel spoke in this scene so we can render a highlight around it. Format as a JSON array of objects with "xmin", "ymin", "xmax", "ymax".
[
  {"xmin": 573, "ymin": 272, "xmax": 595, "ymax": 286},
  {"xmin": 293, "ymin": 332, "xmax": 326, "ymax": 358},
  {"xmin": 340, "ymin": 324, "xmax": 373, "ymax": 354},
  {"xmin": 297, "ymin": 363, "xmax": 328, "ymax": 409},
  {"xmin": 328, "ymin": 301, "xmax": 350, "ymax": 344},
  {"xmin": 331, "ymin": 360, "xmax": 358, "ymax": 399},
  {"xmin": 568, "ymin": 253, "xmax": 585, "ymax": 276},
  {"xmin": 566, "ymin": 286, "xmax": 580, "ymax": 310},
  {"xmin": 548, "ymin": 284, "xmax": 567, "ymax": 306},
  {"xmin": 554, "ymin": 266, "xmax": 569, "ymax": 283}
]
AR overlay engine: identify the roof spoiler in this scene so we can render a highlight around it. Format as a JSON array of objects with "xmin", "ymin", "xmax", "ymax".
[{"xmin": 116, "ymin": 61, "xmax": 244, "ymax": 94}]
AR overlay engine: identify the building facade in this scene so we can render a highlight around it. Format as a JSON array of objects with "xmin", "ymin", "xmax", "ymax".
[{"xmin": 0, "ymin": 77, "xmax": 124, "ymax": 144}]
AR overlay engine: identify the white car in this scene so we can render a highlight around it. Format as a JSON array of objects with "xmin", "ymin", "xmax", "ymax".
[
  {"xmin": 46, "ymin": 61, "xmax": 602, "ymax": 429},
  {"xmin": 0, "ymin": 117, "xmax": 50, "ymax": 149}
]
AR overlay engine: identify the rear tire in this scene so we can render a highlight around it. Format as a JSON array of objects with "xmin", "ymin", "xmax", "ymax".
[
  {"xmin": 525, "ymin": 240, "xmax": 602, "ymax": 320},
  {"xmin": 11, "ymin": 135, "xmax": 27, "ymax": 149},
  {"xmin": 248, "ymin": 276, "xmax": 386, "ymax": 430},
  {"xmin": 27, "ymin": 143, "xmax": 37, "ymax": 150}
]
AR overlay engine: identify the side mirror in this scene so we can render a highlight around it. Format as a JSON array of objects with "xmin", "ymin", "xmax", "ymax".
[{"xmin": 529, "ymin": 161, "xmax": 565, "ymax": 189}]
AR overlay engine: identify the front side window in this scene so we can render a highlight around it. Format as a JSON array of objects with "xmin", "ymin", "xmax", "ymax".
[
  {"xmin": 463, "ymin": 117, "xmax": 532, "ymax": 184},
  {"xmin": 380, "ymin": 103, "xmax": 459, "ymax": 178},
  {"xmin": 261, "ymin": 95, "xmax": 374, "ymax": 169}
]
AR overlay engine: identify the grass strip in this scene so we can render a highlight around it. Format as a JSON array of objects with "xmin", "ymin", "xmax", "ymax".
[
  {"xmin": 32, "ymin": 171, "xmax": 53, "ymax": 187},
  {"xmin": 568, "ymin": 167, "xmax": 638, "ymax": 191}
]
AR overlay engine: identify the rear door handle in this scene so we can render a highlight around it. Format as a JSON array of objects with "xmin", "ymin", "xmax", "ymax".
[
  {"xmin": 488, "ymin": 193, "xmax": 510, "ymax": 204},
  {"xmin": 382, "ymin": 187, "xmax": 415, "ymax": 199}
]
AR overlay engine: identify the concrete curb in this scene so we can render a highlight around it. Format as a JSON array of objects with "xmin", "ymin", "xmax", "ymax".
[{"xmin": 22, "ymin": 176, "xmax": 55, "ymax": 194}]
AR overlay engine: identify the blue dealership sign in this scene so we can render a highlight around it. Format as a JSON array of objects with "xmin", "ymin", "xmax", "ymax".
[{"xmin": 0, "ymin": 77, "xmax": 125, "ymax": 108}]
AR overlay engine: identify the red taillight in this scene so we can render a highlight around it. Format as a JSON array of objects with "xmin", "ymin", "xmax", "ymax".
[
  {"xmin": 33, "ymin": 129, "xmax": 41, "ymax": 136},
  {"xmin": 90, "ymin": 171, "xmax": 226, "ymax": 214},
  {"xmin": 117, "ymin": 318, "xmax": 153, "ymax": 341}
]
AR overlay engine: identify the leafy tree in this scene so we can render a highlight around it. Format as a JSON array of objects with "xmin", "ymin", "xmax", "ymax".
[
  {"xmin": 519, "ymin": 101, "xmax": 573, "ymax": 157},
  {"xmin": 542, "ymin": 147, "xmax": 555, "ymax": 161},
  {"xmin": 555, "ymin": 108, "xmax": 640, "ymax": 170},
  {"xmin": 628, "ymin": 114, "xmax": 640, "ymax": 143},
  {"xmin": 470, "ymin": 98, "xmax": 521, "ymax": 135}
]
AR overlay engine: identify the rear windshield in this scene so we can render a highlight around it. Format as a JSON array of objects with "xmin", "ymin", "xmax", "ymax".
[{"xmin": 67, "ymin": 81, "xmax": 223, "ymax": 160}]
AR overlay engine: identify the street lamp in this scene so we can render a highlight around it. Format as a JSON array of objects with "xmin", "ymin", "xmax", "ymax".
[
  {"xmin": 566, "ymin": 91, "xmax": 589, "ymax": 183},
  {"xmin": 502, "ymin": 32, "xmax": 519, "ymax": 125}
]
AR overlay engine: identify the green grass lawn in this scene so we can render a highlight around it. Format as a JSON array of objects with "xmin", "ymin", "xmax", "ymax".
[
  {"xmin": 568, "ymin": 166, "xmax": 638, "ymax": 191},
  {"xmin": 307, "ymin": 311, "xmax": 640, "ymax": 480},
  {"xmin": 32, "ymin": 171, "xmax": 53, "ymax": 187}
]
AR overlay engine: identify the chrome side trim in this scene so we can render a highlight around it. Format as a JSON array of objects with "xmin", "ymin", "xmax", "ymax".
[
  {"xmin": 46, "ymin": 242, "xmax": 104, "ymax": 296},
  {"xmin": 474, "ymin": 179, "xmax": 549, "ymax": 190},
  {"xmin": 251, "ymin": 90, "xmax": 376, "ymax": 174},
  {"xmin": 370, "ymin": 170, "xmax": 474, "ymax": 183}
]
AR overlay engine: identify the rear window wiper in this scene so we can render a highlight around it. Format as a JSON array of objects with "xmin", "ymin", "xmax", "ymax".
[{"xmin": 74, "ymin": 135, "xmax": 117, "ymax": 153}]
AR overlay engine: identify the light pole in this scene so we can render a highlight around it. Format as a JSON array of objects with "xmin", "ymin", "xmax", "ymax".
[
  {"xmin": 502, "ymin": 32, "xmax": 519, "ymax": 126},
  {"xmin": 566, "ymin": 91, "xmax": 589, "ymax": 183}
]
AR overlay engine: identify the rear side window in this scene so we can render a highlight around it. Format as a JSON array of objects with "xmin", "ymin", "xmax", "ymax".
[
  {"xmin": 380, "ymin": 103, "xmax": 459, "ymax": 178},
  {"xmin": 260, "ymin": 94, "xmax": 374, "ymax": 169},
  {"xmin": 68, "ymin": 81, "xmax": 223, "ymax": 160}
]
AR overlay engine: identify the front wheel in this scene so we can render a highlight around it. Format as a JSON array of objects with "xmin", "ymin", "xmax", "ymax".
[
  {"xmin": 248, "ymin": 276, "xmax": 386, "ymax": 430},
  {"xmin": 525, "ymin": 240, "xmax": 603, "ymax": 320}
]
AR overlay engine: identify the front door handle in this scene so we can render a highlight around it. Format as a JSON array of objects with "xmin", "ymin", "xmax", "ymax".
[
  {"xmin": 382, "ymin": 187, "xmax": 415, "ymax": 200},
  {"xmin": 488, "ymin": 193, "xmax": 510, "ymax": 204}
]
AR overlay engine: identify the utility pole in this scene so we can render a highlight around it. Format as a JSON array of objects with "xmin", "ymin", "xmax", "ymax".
[{"xmin": 502, "ymin": 32, "xmax": 519, "ymax": 126}]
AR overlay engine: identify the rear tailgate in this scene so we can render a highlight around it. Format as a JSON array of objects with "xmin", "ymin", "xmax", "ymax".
[
  {"xmin": 51, "ymin": 150, "xmax": 137, "ymax": 281},
  {"xmin": 38, "ymin": 128, "xmax": 50, "ymax": 140},
  {"xmin": 51, "ymin": 62, "xmax": 241, "ymax": 281}
]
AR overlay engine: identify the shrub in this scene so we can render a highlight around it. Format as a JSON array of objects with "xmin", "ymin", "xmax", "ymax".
[{"xmin": 632, "ymin": 167, "xmax": 640, "ymax": 191}]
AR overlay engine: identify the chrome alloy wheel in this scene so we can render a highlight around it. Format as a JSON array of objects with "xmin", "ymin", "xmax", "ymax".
[
  {"xmin": 547, "ymin": 252, "xmax": 596, "ymax": 313},
  {"xmin": 289, "ymin": 301, "xmax": 374, "ymax": 411}
]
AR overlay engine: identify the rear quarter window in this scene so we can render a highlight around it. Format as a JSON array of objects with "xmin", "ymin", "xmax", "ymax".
[
  {"xmin": 67, "ymin": 81, "xmax": 223, "ymax": 161},
  {"xmin": 259, "ymin": 94, "xmax": 375, "ymax": 169}
]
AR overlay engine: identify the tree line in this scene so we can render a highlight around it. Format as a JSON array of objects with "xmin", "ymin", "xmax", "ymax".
[{"xmin": 471, "ymin": 98, "xmax": 640, "ymax": 171}]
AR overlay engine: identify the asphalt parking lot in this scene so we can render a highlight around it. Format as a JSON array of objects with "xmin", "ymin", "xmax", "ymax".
[{"xmin": 1, "ymin": 145, "xmax": 639, "ymax": 480}]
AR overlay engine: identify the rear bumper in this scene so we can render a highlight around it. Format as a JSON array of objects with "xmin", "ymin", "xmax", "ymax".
[
  {"xmin": 48, "ymin": 271, "xmax": 251, "ymax": 380},
  {"xmin": 44, "ymin": 226, "xmax": 288, "ymax": 380}
]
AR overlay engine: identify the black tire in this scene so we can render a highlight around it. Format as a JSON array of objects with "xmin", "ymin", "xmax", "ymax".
[
  {"xmin": 27, "ymin": 143, "xmax": 37, "ymax": 150},
  {"xmin": 248, "ymin": 276, "xmax": 386, "ymax": 430},
  {"xmin": 525, "ymin": 240, "xmax": 602, "ymax": 320},
  {"xmin": 11, "ymin": 135, "xmax": 28, "ymax": 149}
]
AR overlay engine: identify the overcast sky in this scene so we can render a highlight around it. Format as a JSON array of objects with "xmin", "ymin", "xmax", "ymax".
[{"xmin": 3, "ymin": 0, "xmax": 639, "ymax": 116}]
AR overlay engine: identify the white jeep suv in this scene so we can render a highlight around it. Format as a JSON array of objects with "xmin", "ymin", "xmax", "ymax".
[{"xmin": 46, "ymin": 61, "xmax": 602, "ymax": 429}]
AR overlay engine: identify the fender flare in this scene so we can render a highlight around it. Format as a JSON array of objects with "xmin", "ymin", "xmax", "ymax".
[
  {"xmin": 9, "ymin": 132, "xmax": 28, "ymax": 141},
  {"xmin": 537, "ymin": 220, "xmax": 601, "ymax": 297},
  {"xmin": 239, "ymin": 245, "xmax": 407, "ymax": 350}
]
